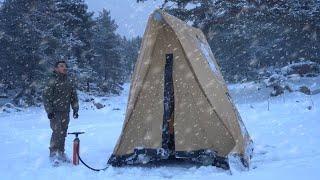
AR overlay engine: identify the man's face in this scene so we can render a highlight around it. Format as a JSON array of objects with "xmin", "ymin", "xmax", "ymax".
[{"xmin": 55, "ymin": 63, "xmax": 67, "ymax": 75}]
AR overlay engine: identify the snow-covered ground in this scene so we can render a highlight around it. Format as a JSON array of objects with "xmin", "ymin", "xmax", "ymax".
[{"xmin": 0, "ymin": 82, "xmax": 319, "ymax": 180}]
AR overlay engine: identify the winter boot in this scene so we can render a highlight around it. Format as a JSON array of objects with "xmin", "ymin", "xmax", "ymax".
[
  {"xmin": 49, "ymin": 152, "xmax": 61, "ymax": 167},
  {"xmin": 58, "ymin": 152, "xmax": 71, "ymax": 163}
]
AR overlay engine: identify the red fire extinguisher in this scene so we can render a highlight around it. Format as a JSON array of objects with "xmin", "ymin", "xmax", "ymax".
[{"xmin": 68, "ymin": 132, "xmax": 85, "ymax": 166}]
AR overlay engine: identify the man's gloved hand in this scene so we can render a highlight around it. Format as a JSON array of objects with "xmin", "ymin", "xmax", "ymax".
[
  {"xmin": 73, "ymin": 111, "xmax": 79, "ymax": 119},
  {"xmin": 48, "ymin": 113, "xmax": 54, "ymax": 120}
]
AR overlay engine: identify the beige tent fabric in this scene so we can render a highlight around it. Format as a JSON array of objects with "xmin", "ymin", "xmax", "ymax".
[
  {"xmin": 172, "ymin": 37, "xmax": 235, "ymax": 156},
  {"xmin": 161, "ymin": 12, "xmax": 251, "ymax": 157},
  {"xmin": 112, "ymin": 17, "xmax": 164, "ymax": 155},
  {"xmin": 111, "ymin": 9, "xmax": 252, "ymax": 162}
]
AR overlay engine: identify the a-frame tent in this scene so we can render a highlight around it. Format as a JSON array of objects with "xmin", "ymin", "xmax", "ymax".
[{"xmin": 108, "ymin": 10, "xmax": 253, "ymax": 169}]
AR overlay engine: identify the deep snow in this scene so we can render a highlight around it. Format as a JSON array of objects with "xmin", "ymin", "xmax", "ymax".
[{"xmin": 0, "ymin": 82, "xmax": 319, "ymax": 180}]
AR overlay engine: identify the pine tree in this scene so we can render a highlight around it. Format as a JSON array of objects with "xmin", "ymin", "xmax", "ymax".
[
  {"xmin": 92, "ymin": 9, "xmax": 124, "ymax": 95},
  {"xmin": 0, "ymin": 0, "xmax": 143, "ymax": 105},
  {"xmin": 53, "ymin": 0, "xmax": 96, "ymax": 92},
  {"xmin": 119, "ymin": 36, "xmax": 142, "ymax": 81},
  {"xmin": 54, "ymin": 0, "xmax": 95, "ymax": 67},
  {"xmin": 0, "ymin": 0, "xmax": 98, "ymax": 104},
  {"xmin": 0, "ymin": 0, "xmax": 45, "ymax": 105}
]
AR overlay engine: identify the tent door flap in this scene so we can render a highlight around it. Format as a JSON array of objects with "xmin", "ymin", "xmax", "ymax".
[{"xmin": 162, "ymin": 53, "xmax": 175, "ymax": 153}]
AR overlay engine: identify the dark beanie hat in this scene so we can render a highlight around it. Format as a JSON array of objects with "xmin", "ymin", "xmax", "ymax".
[{"xmin": 54, "ymin": 61, "xmax": 68, "ymax": 68}]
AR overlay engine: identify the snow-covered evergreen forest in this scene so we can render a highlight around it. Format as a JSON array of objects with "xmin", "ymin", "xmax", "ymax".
[
  {"xmin": 139, "ymin": 0, "xmax": 320, "ymax": 82},
  {"xmin": 0, "ymin": 0, "xmax": 319, "ymax": 179},
  {"xmin": 0, "ymin": 0, "xmax": 141, "ymax": 106},
  {"xmin": 1, "ymin": 0, "xmax": 319, "ymax": 107}
]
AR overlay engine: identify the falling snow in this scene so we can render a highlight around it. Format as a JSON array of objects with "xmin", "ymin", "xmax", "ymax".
[
  {"xmin": 0, "ymin": 0, "xmax": 320, "ymax": 179},
  {"xmin": 0, "ymin": 81, "xmax": 320, "ymax": 179}
]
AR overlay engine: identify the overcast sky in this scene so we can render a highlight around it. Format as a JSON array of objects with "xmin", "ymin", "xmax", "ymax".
[{"xmin": 85, "ymin": 0, "xmax": 163, "ymax": 38}]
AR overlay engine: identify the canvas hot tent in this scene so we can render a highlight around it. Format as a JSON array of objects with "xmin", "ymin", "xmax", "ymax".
[{"xmin": 108, "ymin": 10, "xmax": 253, "ymax": 169}]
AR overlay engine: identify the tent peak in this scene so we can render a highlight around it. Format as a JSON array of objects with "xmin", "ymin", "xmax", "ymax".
[{"xmin": 152, "ymin": 9, "xmax": 164, "ymax": 22}]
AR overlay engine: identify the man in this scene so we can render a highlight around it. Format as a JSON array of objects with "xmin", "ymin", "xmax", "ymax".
[{"xmin": 43, "ymin": 61, "xmax": 79, "ymax": 164}]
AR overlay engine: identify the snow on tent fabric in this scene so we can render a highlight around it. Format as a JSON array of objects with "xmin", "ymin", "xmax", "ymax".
[
  {"xmin": 199, "ymin": 41, "xmax": 218, "ymax": 75},
  {"xmin": 107, "ymin": 9, "xmax": 253, "ymax": 169}
]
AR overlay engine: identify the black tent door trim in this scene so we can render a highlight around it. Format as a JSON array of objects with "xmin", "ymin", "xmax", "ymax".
[
  {"xmin": 107, "ymin": 148, "xmax": 230, "ymax": 170},
  {"xmin": 162, "ymin": 53, "xmax": 175, "ymax": 153}
]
